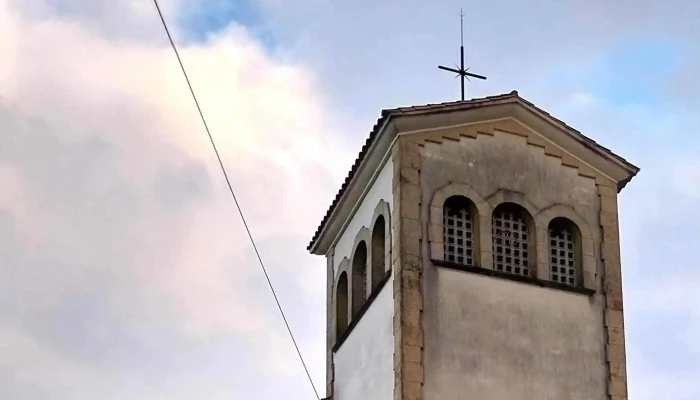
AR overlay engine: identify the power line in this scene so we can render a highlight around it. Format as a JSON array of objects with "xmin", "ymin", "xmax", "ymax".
[{"xmin": 150, "ymin": 2, "xmax": 320, "ymax": 398}]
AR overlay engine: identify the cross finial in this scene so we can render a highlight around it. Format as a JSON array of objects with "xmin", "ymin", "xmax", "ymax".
[
  {"xmin": 438, "ymin": 9, "xmax": 487, "ymax": 101},
  {"xmin": 459, "ymin": 7, "xmax": 464, "ymax": 46}
]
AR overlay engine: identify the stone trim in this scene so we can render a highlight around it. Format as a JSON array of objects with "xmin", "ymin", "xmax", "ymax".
[
  {"xmin": 350, "ymin": 228, "xmax": 372, "ymax": 267},
  {"xmin": 392, "ymin": 136, "xmax": 424, "ymax": 400},
  {"xmin": 334, "ymin": 258, "xmax": 351, "ymax": 295},
  {"xmin": 597, "ymin": 181, "xmax": 628, "ymax": 399},
  {"xmin": 427, "ymin": 183, "xmax": 597, "ymax": 291},
  {"xmin": 486, "ymin": 189, "xmax": 539, "ymax": 275},
  {"xmin": 325, "ymin": 249, "xmax": 335, "ymax": 397},
  {"xmin": 334, "ymin": 258, "xmax": 351, "ymax": 288},
  {"xmin": 428, "ymin": 181, "xmax": 490, "ymax": 268},
  {"xmin": 408, "ymin": 118, "xmax": 607, "ymax": 186},
  {"xmin": 370, "ymin": 200, "xmax": 393, "ymax": 290},
  {"xmin": 349, "ymin": 227, "xmax": 371, "ymax": 318},
  {"xmin": 535, "ymin": 204, "xmax": 596, "ymax": 290},
  {"xmin": 485, "ymin": 188, "xmax": 540, "ymax": 217},
  {"xmin": 432, "ymin": 259, "xmax": 595, "ymax": 296},
  {"xmin": 332, "ymin": 258, "xmax": 350, "ymax": 346}
]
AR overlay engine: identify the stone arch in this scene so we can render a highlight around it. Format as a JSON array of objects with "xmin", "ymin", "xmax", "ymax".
[
  {"xmin": 349, "ymin": 228, "xmax": 370, "ymax": 319},
  {"xmin": 369, "ymin": 200, "xmax": 391, "ymax": 293},
  {"xmin": 351, "ymin": 241, "xmax": 368, "ymax": 318},
  {"xmin": 491, "ymin": 201, "xmax": 537, "ymax": 278},
  {"xmin": 547, "ymin": 217, "xmax": 583, "ymax": 286},
  {"xmin": 442, "ymin": 195, "xmax": 479, "ymax": 266},
  {"xmin": 535, "ymin": 204, "xmax": 596, "ymax": 289},
  {"xmin": 485, "ymin": 189, "xmax": 540, "ymax": 272},
  {"xmin": 485, "ymin": 189, "xmax": 540, "ymax": 218},
  {"xmin": 335, "ymin": 268, "xmax": 349, "ymax": 341},
  {"xmin": 333, "ymin": 258, "xmax": 350, "ymax": 343},
  {"xmin": 428, "ymin": 181, "xmax": 490, "ymax": 267},
  {"xmin": 335, "ymin": 257, "xmax": 351, "ymax": 282}
]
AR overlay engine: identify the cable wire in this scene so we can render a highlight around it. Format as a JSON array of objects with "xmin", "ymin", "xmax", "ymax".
[{"xmin": 150, "ymin": 2, "xmax": 320, "ymax": 398}]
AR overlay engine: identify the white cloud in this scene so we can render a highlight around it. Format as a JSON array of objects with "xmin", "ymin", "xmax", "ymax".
[
  {"xmin": 3, "ymin": 0, "xmax": 700, "ymax": 399},
  {"xmin": 0, "ymin": 0, "xmax": 348, "ymax": 397}
]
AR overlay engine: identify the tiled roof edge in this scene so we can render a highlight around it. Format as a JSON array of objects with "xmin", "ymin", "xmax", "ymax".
[{"xmin": 307, "ymin": 90, "xmax": 639, "ymax": 252}]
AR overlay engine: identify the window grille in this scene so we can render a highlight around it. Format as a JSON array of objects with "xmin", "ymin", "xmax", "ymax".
[
  {"xmin": 443, "ymin": 200, "xmax": 474, "ymax": 266},
  {"xmin": 492, "ymin": 208, "xmax": 530, "ymax": 276},
  {"xmin": 549, "ymin": 224, "xmax": 577, "ymax": 286}
]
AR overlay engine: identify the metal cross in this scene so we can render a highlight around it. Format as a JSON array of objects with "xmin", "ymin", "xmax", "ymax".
[{"xmin": 438, "ymin": 8, "xmax": 487, "ymax": 101}]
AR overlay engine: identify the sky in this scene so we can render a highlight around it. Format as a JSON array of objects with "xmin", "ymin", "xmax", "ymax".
[{"xmin": 0, "ymin": 0, "xmax": 699, "ymax": 399}]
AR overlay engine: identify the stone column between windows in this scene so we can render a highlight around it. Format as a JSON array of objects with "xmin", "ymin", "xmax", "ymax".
[
  {"xmin": 391, "ymin": 136, "xmax": 424, "ymax": 400},
  {"xmin": 325, "ymin": 248, "xmax": 335, "ymax": 397},
  {"xmin": 598, "ymin": 183, "xmax": 628, "ymax": 400}
]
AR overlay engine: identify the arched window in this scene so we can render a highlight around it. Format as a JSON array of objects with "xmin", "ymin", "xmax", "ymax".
[
  {"xmin": 548, "ymin": 217, "xmax": 581, "ymax": 286},
  {"xmin": 336, "ymin": 271, "xmax": 349, "ymax": 339},
  {"xmin": 443, "ymin": 195, "xmax": 477, "ymax": 266},
  {"xmin": 352, "ymin": 241, "xmax": 368, "ymax": 317},
  {"xmin": 371, "ymin": 216, "xmax": 386, "ymax": 292},
  {"xmin": 492, "ymin": 203, "xmax": 534, "ymax": 277}
]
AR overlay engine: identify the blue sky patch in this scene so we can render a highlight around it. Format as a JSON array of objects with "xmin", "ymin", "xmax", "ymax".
[
  {"xmin": 628, "ymin": 313, "xmax": 700, "ymax": 373},
  {"xmin": 176, "ymin": 0, "xmax": 275, "ymax": 48},
  {"xmin": 587, "ymin": 37, "xmax": 683, "ymax": 108},
  {"xmin": 544, "ymin": 36, "xmax": 684, "ymax": 109}
]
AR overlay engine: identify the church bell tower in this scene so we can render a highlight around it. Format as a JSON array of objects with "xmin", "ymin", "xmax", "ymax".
[{"xmin": 307, "ymin": 91, "xmax": 639, "ymax": 400}]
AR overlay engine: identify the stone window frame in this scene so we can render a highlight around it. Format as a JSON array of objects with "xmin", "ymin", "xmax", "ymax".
[
  {"xmin": 429, "ymin": 182, "xmax": 490, "ymax": 267},
  {"xmin": 491, "ymin": 201, "xmax": 537, "ymax": 278},
  {"xmin": 349, "ymin": 228, "xmax": 370, "ymax": 318},
  {"xmin": 331, "ymin": 243, "xmax": 364, "ymax": 347},
  {"xmin": 369, "ymin": 200, "xmax": 392, "ymax": 292},
  {"xmin": 430, "ymin": 184, "xmax": 597, "ymax": 292},
  {"xmin": 485, "ymin": 190, "xmax": 540, "ymax": 275},
  {"xmin": 442, "ymin": 195, "xmax": 479, "ymax": 267},
  {"xmin": 334, "ymin": 265, "xmax": 350, "ymax": 340},
  {"xmin": 534, "ymin": 205, "xmax": 596, "ymax": 290},
  {"xmin": 547, "ymin": 217, "xmax": 581, "ymax": 286}
]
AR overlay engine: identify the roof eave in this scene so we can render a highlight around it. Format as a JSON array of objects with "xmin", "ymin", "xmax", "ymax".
[
  {"xmin": 307, "ymin": 111, "xmax": 396, "ymax": 255},
  {"xmin": 617, "ymin": 166, "xmax": 641, "ymax": 193},
  {"xmin": 307, "ymin": 91, "xmax": 642, "ymax": 254}
]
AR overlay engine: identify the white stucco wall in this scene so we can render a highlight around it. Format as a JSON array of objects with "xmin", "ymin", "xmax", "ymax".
[
  {"xmin": 333, "ymin": 157, "xmax": 393, "ymax": 276},
  {"xmin": 334, "ymin": 274, "xmax": 394, "ymax": 400},
  {"xmin": 422, "ymin": 269, "xmax": 607, "ymax": 400}
]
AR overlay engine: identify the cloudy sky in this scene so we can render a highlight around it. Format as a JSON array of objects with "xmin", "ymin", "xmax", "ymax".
[{"xmin": 1, "ymin": 0, "xmax": 699, "ymax": 399}]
